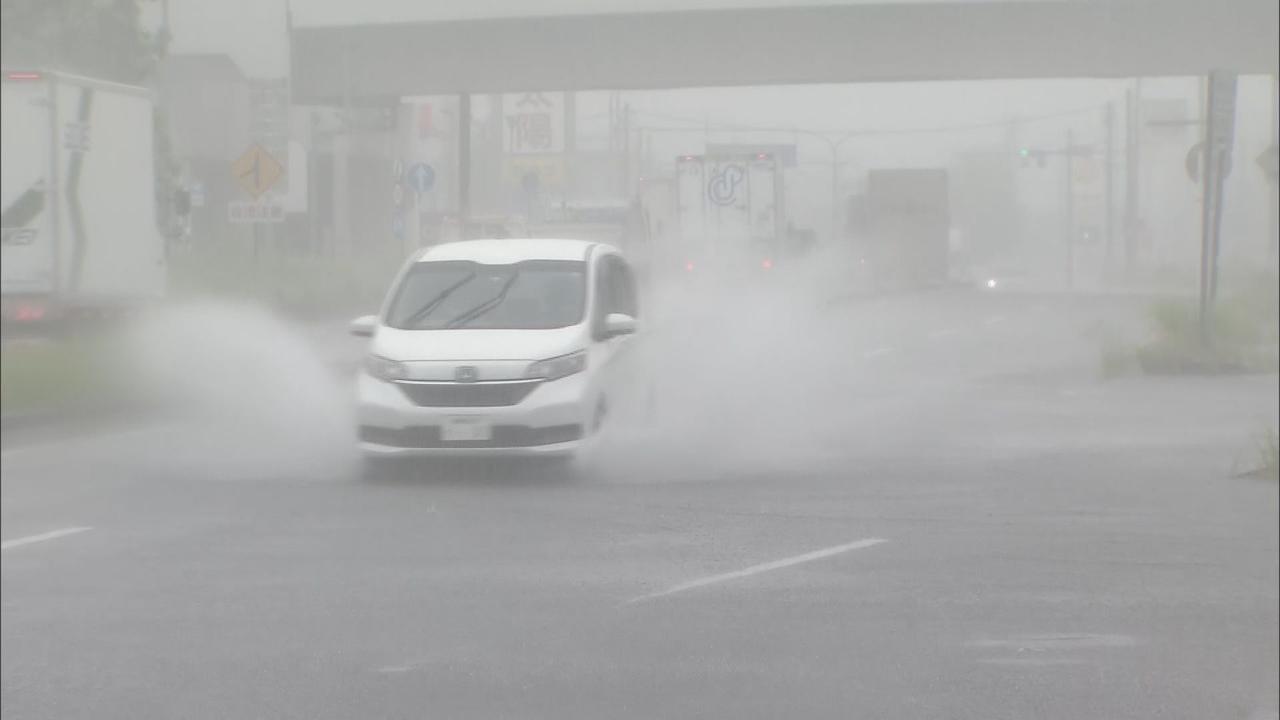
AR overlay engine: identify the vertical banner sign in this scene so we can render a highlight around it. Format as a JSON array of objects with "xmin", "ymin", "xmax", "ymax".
[
  {"xmin": 502, "ymin": 92, "xmax": 566, "ymax": 196},
  {"xmin": 502, "ymin": 92, "xmax": 565, "ymax": 154}
]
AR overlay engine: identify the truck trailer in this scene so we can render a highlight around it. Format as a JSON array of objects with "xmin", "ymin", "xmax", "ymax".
[
  {"xmin": 1, "ymin": 69, "xmax": 166, "ymax": 323},
  {"xmin": 847, "ymin": 168, "xmax": 950, "ymax": 292}
]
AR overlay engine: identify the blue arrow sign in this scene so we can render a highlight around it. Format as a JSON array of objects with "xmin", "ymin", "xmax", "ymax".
[{"xmin": 407, "ymin": 163, "xmax": 435, "ymax": 194}]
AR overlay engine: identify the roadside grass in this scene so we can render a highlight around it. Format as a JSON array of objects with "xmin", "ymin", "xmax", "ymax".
[
  {"xmin": 0, "ymin": 332, "xmax": 130, "ymax": 416},
  {"xmin": 167, "ymin": 245, "xmax": 405, "ymax": 320},
  {"xmin": 1260, "ymin": 427, "xmax": 1279, "ymax": 480},
  {"xmin": 1101, "ymin": 270, "xmax": 1279, "ymax": 377}
]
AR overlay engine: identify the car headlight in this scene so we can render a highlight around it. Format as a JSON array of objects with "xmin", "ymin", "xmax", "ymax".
[
  {"xmin": 365, "ymin": 354, "xmax": 408, "ymax": 382},
  {"xmin": 525, "ymin": 350, "xmax": 587, "ymax": 381}
]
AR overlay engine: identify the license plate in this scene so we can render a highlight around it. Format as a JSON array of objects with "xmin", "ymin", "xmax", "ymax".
[{"xmin": 441, "ymin": 416, "xmax": 492, "ymax": 442}]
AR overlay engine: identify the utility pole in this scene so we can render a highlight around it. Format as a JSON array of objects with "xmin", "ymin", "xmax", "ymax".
[
  {"xmin": 1199, "ymin": 70, "xmax": 1238, "ymax": 345},
  {"xmin": 1104, "ymin": 102, "xmax": 1116, "ymax": 278},
  {"xmin": 458, "ymin": 93, "xmax": 471, "ymax": 226},
  {"xmin": 1124, "ymin": 81, "xmax": 1142, "ymax": 279},
  {"xmin": 1270, "ymin": 75, "xmax": 1278, "ymax": 260},
  {"xmin": 1065, "ymin": 128, "xmax": 1075, "ymax": 290},
  {"xmin": 830, "ymin": 148, "xmax": 840, "ymax": 244},
  {"xmin": 621, "ymin": 103, "xmax": 631, "ymax": 198},
  {"xmin": 564, "ymin": 91, "xmax": 576, "ymax": 213}
]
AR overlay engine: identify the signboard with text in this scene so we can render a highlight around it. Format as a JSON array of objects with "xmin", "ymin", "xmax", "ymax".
[{"xmin": 502, "ymin": 92, "xmax": 565, "ymax": 154}]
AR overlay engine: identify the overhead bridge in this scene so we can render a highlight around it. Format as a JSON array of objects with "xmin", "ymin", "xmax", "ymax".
[{"xmin": 291, "ymin": 0, "xmax": 1279, "ymax": 102}]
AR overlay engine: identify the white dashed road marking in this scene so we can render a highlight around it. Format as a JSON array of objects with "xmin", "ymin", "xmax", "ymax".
[
  {"xmin": 928, "ymin": 328, "xmax": 961, "ymax": 339},
  {"xmin": 628, "ymin": 538, "xmax": 889, "ymax": 603},
  {"xmin": 863, "ymin": 347, "xmax": 894, "ymax": 359},
  {"xmin": 1, "ymin": 526, "xmax": 93, "ymax": 551}
]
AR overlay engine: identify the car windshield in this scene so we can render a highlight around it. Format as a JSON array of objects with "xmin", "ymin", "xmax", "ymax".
[{"xmin": 384, "ymin": 259, "xmax": 586, "ymax": 330}]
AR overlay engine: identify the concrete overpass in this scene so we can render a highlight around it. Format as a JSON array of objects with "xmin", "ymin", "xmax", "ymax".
[{"xmin": 291, "ymin": 0, "xmax": 1278, "ymax": 103}]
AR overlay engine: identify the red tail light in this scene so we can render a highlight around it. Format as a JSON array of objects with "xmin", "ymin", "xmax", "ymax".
[
  {"xmin": 761, "ymin": 258, "xmax": 773, "ymax": 270},
  {"xmin": 14, "ymin": 303, "xmax": 46, "ymax": 321},
  {"xmin": 685, "ymin": 261, "xmax": 695, "ymax": 272}
]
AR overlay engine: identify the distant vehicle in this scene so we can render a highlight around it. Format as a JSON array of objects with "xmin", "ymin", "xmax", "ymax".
[
  {"xmin": 1, "ymin": 69, "xmax": 166, "ymax": 324},
  {"xmin": 847, "ymin": 168, "xmax": 950, "ymax": 292},
  {"xmin": 350, "ymin": 238, "xmax": 640, "ymax": 470},
  {"xmin": 670, "ymin": 152, "xmax": 784, "ymax": 279}
]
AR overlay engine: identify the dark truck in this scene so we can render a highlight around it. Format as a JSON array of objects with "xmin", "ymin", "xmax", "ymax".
[{"xmin": 846, "ymin": 169, "xmax": 950, "ymax": 292}]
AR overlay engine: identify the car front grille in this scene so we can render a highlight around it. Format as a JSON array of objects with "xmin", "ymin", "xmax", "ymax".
[
  {"xmin": 359, "ymin": 424, "xmax": 583, "ymax": 448},
  {"xmin": 395, "ymin": 380, "xmax": 541, "ymax": 407}
]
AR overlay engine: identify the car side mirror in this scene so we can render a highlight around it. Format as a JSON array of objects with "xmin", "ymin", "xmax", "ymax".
[
  {"xmin": 349, "ymin": 315, "xmax": 378, "ymax": 338},
  {"xmin": 603, "ymin": 313, "xmax": 637, "ymax": 338}
]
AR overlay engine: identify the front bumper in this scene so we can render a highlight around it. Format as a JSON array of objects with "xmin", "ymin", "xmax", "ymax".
[{"xmin": 356, "ymin": 371, "xmax": 594, "ymax": 458}]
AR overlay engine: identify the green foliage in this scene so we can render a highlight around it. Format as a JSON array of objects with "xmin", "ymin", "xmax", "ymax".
[
  {"xmin": 1135, "ymin": 272, "xmax": 1279, "ymax": 375},
  {"xmin": 0, "ymin": 334, "xmax": 127, "ymax": 414},
  {"xmin": 166, "ymin": 244, "xmax": 407, "ymax": 321},
  {"xmin": 1259, "ymin": 427, "xmax": 1279, "ymax": 480},
  {"xmin": 0, "ymin": 0, "xmax": 166, "ymax": 83}
]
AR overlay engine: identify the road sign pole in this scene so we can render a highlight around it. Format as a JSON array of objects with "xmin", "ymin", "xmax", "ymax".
[
  {"xmin": 1199, "ymin": 70, "xmax": 1238, "ymax": 346},
  {"xmin": 1270, "ymin": 74, "xmax": 1278, "ymax": 259},
  {"xmin": 1065, "ymin": 129, "xmax": 1075, "ymax": 291},
  {"xmin": 1124, "ymin": 82, "xmax": 1142, "ymax": 279},
  {"xmin": 1199, "ymin": 83, "xmax": 1217, "ymax": 346},
  {"xmin": 459, "ymin": 93, "xmax": 471, "ymax": 226},
  {"xmin": 1104, "ymin": 101, "xmax": 1116, "ymax": 276}
]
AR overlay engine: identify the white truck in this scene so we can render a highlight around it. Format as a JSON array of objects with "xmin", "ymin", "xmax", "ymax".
[
  {"xmin": 671, "ymin": 152, "xmax": 784, "ymax": 276},
  {"xmin": 1, "ymin": 69, "xmax": 166, "ymax": 322}
]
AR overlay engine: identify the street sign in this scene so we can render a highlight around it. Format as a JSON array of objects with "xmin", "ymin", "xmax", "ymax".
[
  {"xmin": 231, "ymin": 144, "xmax": 284, "ymax": 199},
  {"xmin": 189, "ymin": 181, "xmax": 205, "ymax": 208},
  {"xmin": 228, "ymin": 199, "xmax": 285, "ymax": 223},
  {"xmin": 1258, "ymin": 145, "xmax": 1279, "ymax": 184},
  {"xmin": 1186, "ymin": 142, "xmax": 1234, "ymax": 183},
  {"xmin": 1207, "ymin": 70, "xmax": 1238, "ymax": 147},
  {"xmin": 503, "ymin": 156, "xmax": 564, "ymax": 190},
  {"xmin": 407, "ymin": 163, "xmax": 435, "ymax": 194},
  {"xmin": 248, "ymin": 78, "xmax": 289, "ymax": 194},
  {"xmin": 502, "ymin": 92, "xmax": 565, "ymax": 154}
]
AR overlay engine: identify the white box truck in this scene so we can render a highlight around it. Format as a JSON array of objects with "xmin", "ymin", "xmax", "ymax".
[
  {"xmin": 671, "ymin": 152, "xmax": 783, "ymax": 276},
  {"xmin": 1, "ymin": 69, "xmax": 165, "ymax": 322}
]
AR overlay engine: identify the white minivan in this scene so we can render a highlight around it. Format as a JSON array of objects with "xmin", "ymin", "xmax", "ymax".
[{"xmin": 351, "ymin": 239, "xmax": 640, "ymax": 468}]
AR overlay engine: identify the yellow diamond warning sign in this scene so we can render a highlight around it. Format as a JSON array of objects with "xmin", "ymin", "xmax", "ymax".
[{"xmin": 231, "ymin": 144, "xmax": 284, "ymax": 199}]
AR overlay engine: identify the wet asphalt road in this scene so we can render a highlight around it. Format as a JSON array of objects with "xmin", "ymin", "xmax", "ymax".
[{"xmin": 3, "ymin": 289, "xmax": 1277, "ymax": 720}]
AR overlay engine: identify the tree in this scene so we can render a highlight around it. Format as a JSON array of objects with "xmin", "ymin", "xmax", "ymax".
[{"xmin": 0, "ymin": 0, "xmax": 166, "ymax": 83}]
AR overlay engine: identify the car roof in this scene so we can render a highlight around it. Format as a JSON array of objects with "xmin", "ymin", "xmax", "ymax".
[{"xmin": 417, "ymin": 238, "xmax": 611, "ymax": 264}]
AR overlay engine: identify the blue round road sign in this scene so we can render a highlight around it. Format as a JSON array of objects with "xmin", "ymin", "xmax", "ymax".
[{"xmin": 407, "ymin": 163, "xmax": 435, "ymax": 193}]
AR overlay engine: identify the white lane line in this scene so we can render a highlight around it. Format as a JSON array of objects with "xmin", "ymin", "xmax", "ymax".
[
  {"xmin": 1, "ymin": 526, "xmax": 93, "ymax": 551},
  {"xmin": 928, "ymin": 328, "xmax": 961, "ymax": 340},
  {"xmin": 983, "ymin": 315, "xmax": 1007, "ymax": 327},
  {"xmin": 863, "ymin": 347, "xmax": 893, "ymax": 359},
  {"xmin": 628, "ymin": 537, "xmax": 888, "ymax": 604}
]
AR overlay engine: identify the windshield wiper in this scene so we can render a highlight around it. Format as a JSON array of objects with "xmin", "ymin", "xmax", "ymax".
[
  {"xmin": 401, "ymin": 271, "xmax": 476, "ymax": 328},
  {"xmin": 444, "ymin": 269, "xmax": 521, "ymax": 329}
]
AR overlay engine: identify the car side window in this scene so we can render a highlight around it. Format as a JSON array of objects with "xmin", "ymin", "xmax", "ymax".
[{"xmin": 612, "ymin": 257, "xmax": 639, "ymax": 318}]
